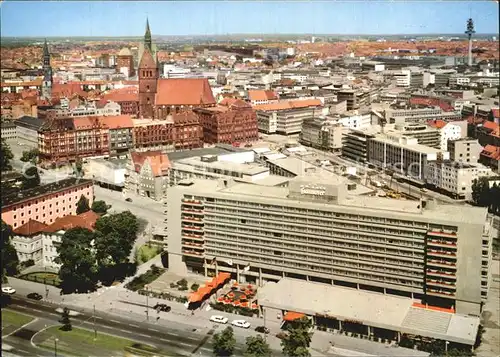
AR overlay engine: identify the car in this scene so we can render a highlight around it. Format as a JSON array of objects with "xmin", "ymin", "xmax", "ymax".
[
  {"xmin": 276, "ymin": 332, "xmax": 288, "ymax": 340},
  {"xmin": 125, "ymin": 198, "xmax": 132, "ymax": 202},
  {"xmin": 209, "ymin": 315, "xmax": 229, "ymax": 324},
  {"xmin": 1, "ymin": 287, "xmax": 16, "ymax": 295},
  {"xmin": 255, "ymin": 326, "xmax": 270, "ymax": 334},
  {"xmin": 231, "ymin": 320, "xmax": 251, "ymax": 329},
  {"xmin": 420, "ymin": 188, "xmax": 428, "ymax": 193},
  {"xmin": 153, "ymin": 303, "xmax": 171, "ymax": 312},
  {"xmin": 27, "ymin": 293, "xmax": 43, "ymax": 300}
]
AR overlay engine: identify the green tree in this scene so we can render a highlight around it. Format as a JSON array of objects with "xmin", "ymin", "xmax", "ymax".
[
  {"xmin": 245, "ymin": 335, "xmax": 272, "ymax": 357},
  {"xmin": 490, "ymin": 183, "xmax": 500, "ymax": 214},
  {"xmin": 1, "ymin": 220, "xmax": 19, "ymax": 282},
  {"xmin": 191, "ymin": 283, "xmax": 200, "ymax": 291},
  {"xmin": 0, "ymin": 138, "xmax": 13, "ymax": 172},
  {"xmin": 281, "ymin": 317, "xmax": 313, "ymax": 357},
  {"xmin": 56, "ymin": 227, "xmax": 98, "ymax": 294},
  {"xmin": 20, "ymin": 148, "xmax": 39, "ymax": 163},
  {"xmin": 213, "ymin": 326, "xmax": 236, "ymax": 357},
  {"xmin": 91, "ymin": 200, "xmax": 108, "ymax": 215},
  {"xmin": 21, "ymin": 166, "xmax": 41, "ymax": 190},
  {"xmin": 93, "ymin": 211, "xmax": 139, "ymax": 282},
  {"xmin": 76, "ymin": 194, "xmax": 90, "ymax": 214},
  {"xmin": 471, "ymin": 177, "xmax": 490, "ymax": 207},
  {"xmin": 59, "ymin": 307, "xmax": 72, "ymax": 331}
]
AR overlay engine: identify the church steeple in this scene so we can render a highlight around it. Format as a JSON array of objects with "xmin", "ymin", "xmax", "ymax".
[
  {"xmin": 41, "ymin": 39, "xmax": 53, "ymax": 101},
  {"xmin": 144, "ymin": 18, "xmax": 152, "ymax": 53}
]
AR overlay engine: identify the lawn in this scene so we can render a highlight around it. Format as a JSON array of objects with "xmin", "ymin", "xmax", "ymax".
[
  {"xmin": 136, "ymin": 243, "xmax": 162, "ymax": 264},
  {"xmin": 34, "ymin": 326, "xmax": 167, "ymax": 357},
  {"xmin": 19, "ymin": 272, "xmax": 61, "ymax": 286},
  {"xmin": 1, "ymin": 310, "xmax": 34, "ymax": 336}
]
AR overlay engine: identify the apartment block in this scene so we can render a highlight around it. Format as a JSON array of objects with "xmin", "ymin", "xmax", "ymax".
[
  {"xmin": 448, "ymin": 138, "xmax": 483, "ymax": 164},
  {"xmin": 1, "ymin": 121, "xmax": 17, "ymax": 140},
  {"xmin": 385, "ymin": 123, "xmax": 441, "ymax": 149},
  {"xmin": 342, "ymin": 127, "xmax": 378, "ymax": 163},
  {"xmin": 300, "ymin": 118, "xmax": 344, "ymax": 151},
  {"xmin": 1, "ymin": 178, "xmax": 94, "ymax": 229},
  {"xmin": 368, "ymin": 135, "xmax": 450, "ymax": 181},
  {"xmin": 166, "ymin": 176, "xmax": 492, "ymax": 316},
  {"xmin": 426, "ymin": 161, "xmax": 493, "ymax": 200}
]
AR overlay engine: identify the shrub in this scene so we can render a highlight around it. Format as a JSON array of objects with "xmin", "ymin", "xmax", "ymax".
[
  {"xmin": 125, "ymin": 266, "xmax": 165, "ymax": 291},
  {"xmin": 191, "ymin": 283, "xmax": 200, "ymax": 291}
]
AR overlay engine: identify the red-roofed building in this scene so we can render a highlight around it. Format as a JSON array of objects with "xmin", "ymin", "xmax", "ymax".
[
  {"xmin": 101, "ymin": 88, "xmax": 139, "ymax": 116},
  {"xmin": 125, "ymin": 151, "xmax": 171, "ymax": 200},
  {"xmin": 11, "ymin": 211, "xmax": 100, "ymax": 268},
  {"xmin": 137, "ymin": 22, "xmax": 216, "ymax": 120},
  {"xmin": 247, "ymin": 90, "xmax": 279, "ymax": 105},
  {"xmin": 194, "ymin": 99, "xmax": 259, "ymax": 144}
]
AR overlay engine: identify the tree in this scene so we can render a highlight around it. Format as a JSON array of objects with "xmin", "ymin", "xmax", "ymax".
[
  {"xmin": 21, "ymin": 166, "xmax": 41, "ymax": 190},
  {"xmin": 0, "ymin": 138, "xmax": 13, "ymax": 172},
  {"xmin": 281, "ymin": 317, "xmax": 313, "ymax": 357},
  {"xmin": 213, "ymin": 326, "xmax": 236, "ymax": 357},
  {"xmin": 91, "ymin": 200, "xmax": 108, "ymax": 215},
  {"xmin": 490, "ymin": 183, "xmax": 500, "ymax": 215},
  {"xmin": 191, "ymin": 283, "xmax": 200, "ymax": 292},
  {"xmin": 20, "ymin": 148, "xmax": 39, "ymax": 163},
  {"xmin": 59, "ymin": 307, "xmax": 72, "ymax": 331},
  {"xmin": 1, "ymin": 221, "xmax": 19, "ymax": 282},
  {"xmin": 245, "ymin": 335, "xmax": 272, "ymax": 357},
  {"xmin": 471, "ymin": 177, "xmax": 490, "ymax": 207},
  {"xmin": 56, "ymin": 227, "xmax": 98, "ymax": 294},
  {"xmin": 93, "ymin": 211, "xmax": 139, "ymax": 282},
  {"xmin": 76, "ymin": 195, "xmax": 90, "ymax": 214}
]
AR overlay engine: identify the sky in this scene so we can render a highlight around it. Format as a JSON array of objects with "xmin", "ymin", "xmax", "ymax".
[{"xmin": 1, "ymin": 1, "xmax": 499, "ymax": 37}]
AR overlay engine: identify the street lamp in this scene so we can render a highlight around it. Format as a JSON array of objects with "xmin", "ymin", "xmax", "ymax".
[
  {"xmin": 145, "ymin": 284, "xmax": 149, "ymax": 321},
  {"xmin": 54, "ymin": 338, "xmax": 59, "ymax": 357},
  {"xmin": 445, "ymin": 341, "xmax": 450, "ymax": 356}
]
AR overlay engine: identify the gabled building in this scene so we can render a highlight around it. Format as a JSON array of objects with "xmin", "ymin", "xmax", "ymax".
[{"xmin": 125, "ymin": 150, "xmax": 171, "ymax": 201}]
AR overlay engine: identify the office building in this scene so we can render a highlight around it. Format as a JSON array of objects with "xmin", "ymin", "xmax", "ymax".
[
  {"xmin": 166, "ymin": 176, "xmax": 493, "ymax": 316},
  {"xmin": 448, "ymin": 138, "xmax": 483, "ymax": 164}
]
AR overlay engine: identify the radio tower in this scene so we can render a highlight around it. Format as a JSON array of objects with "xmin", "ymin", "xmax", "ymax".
[{"xmin": 465, "ymin": 18, "xmax": 475, "ymax": 66}]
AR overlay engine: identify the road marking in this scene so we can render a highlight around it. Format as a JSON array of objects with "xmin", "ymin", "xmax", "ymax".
[
  {"xmin": 109, "ymin": 319, "xmax": 120, "ymax": 323},
  {"xmin": 15, "ymin": 305, "xmax": 28, "ymax": 309},
  {"xmin": 18, "ymin": 349, "xmax": 30, "ymax": 354},
  {"xmin": 117, "ymin": 328, "xmax": 129, "ymax": 333},
  {"xmin": 178, "ymin": 342, "xmax": 191, "ymax": 347},
  {"xmin": 128, "ymin": 323, "xmax": 139, "ymax": 327},
  {"xmin": 147, "ymin": 328, "xmax": 159, "ymax": 332},
  {"xmin": 168, "ymin": 332, "xmax": 179, "ymax": 336},
  {"xmin": 138, "ymin": 333, "xmax": 149, "ymax": 338}
]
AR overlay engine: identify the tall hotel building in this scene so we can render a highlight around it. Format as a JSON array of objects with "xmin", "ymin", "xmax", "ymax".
[{"xmin": 166, "ymin": 176, "xmax": 493, "ymax": 316}]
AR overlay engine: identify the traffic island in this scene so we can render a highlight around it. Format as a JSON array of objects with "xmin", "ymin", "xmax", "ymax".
[
  {"xmin": 32, "ymin": 326, "xmax": 169, "ymax": 357},
  {"xmin": 1, "ymin": 310, "xmax": 35, "ymax": 336}
]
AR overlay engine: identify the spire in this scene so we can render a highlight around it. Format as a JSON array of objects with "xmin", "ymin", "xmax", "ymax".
[
  {"xmin": 43, "ymin": 38, "xmax": 50, "ymax": 57},
  {"xmin": 144, "ymin": 18, "xmax": 152, "ymax": 52}
]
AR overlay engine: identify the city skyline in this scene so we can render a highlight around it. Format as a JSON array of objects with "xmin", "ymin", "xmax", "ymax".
[{"xmin": 1, "ymin": 1, "xmax": 499, "ymax": 37}]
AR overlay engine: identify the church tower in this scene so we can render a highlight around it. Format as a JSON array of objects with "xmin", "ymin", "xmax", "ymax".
[
  {"xmin": 138, "ymin": 19, "xmax": 159, "ymax": 119},
  {"xmin": 41, "ymin": 39, "xmax": 53, "ymax": 100}
]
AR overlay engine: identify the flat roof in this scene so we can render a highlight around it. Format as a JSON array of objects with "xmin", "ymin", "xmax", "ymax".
[
  {"xmin": 372, "ymin": 135, "xmax": 444, "ymax": 155},
  {"xmin": 176, "ymin": 156, "xmax": 268, "ymax": 177},
  {"xmin": 1, "ymin": 177, "xmax": 92, "ymax": 208},
  {"xmin": 167, "ymin": 147, "xmax": 236, "ymax": 162},
  {"xmin": 258, "ymin": 278, "xmax": 479, "ymax": 346}
]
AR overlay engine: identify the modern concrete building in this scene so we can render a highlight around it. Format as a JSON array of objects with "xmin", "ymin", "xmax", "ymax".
[
  {"xmin": 448, "ymin": 138, "xmax": 483, "ymax": 164},
  {"xmin": 1, "ymin": 121, "xmax": 17, "ymax": 140},
  {"xmin": 300, "ymin": 117, "xmax": 344, "ymax": 152},
  {"xmin": 386, "ymin": 123, "xmax": 441, "ymax": 149},
  {"xmin": 1, "ymin": 178, "xmax": 94, "ymax": 229},
  {"xmin": 342, "ymin": 127, "xmax": 378, "ymax": 163},
  {"xmin": 166, "ymin": 176, "xmax": 493, "ymax": 316},
  {"xmin": 15, "ymin": 116, "xmax": 44, "ymax": 144},
  {"xmin": 368, "ymin": 135, "xmax": 450, "ymax": 181},
  {"xmin": 426, "ymin": 161, "xmax": 493, "ymax": 200}
]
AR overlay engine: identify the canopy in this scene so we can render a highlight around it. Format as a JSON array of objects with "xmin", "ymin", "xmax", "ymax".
[
  {"xmin": 189, "ymin": 272, "xmax": 231, "ymax": 303},
  {"xmin": 283, "ymin": 311, "xmax": 306, "ymax": 322}
]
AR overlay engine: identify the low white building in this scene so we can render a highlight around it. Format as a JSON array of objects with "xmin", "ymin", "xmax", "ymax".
[
  {"xmin": 426, "ymin": 161, "xmax": 493, "ymax": 200},
  {"xmin": 11, "ymin": 211, "xmax": 100, "ymax": 269},
  {"xmin": 86, "ymin": 158, "xmax": 127, "ymax": 188}
]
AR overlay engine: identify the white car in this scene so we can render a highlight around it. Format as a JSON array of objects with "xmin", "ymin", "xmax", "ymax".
[
  {"xmin": 210, "ymin": 315, "xmax": 229, "ymax": 324},
  {"xmin": 231, "ymin": 320, "xmax": 251, "ymax": 329},
  {"xmin": 1, "ymin": 287, "xmax": 16, "ymax": 295}
]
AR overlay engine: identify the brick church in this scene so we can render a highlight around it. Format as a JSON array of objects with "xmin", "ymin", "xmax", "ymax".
[{"xmin": 138, "ymin": 20, "xmax": 216, "ymax": 120}]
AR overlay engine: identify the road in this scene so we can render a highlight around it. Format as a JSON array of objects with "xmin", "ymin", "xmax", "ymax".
[{"xmin": 3, "ymin": 296, "xmax": 278, "ymax": 357}]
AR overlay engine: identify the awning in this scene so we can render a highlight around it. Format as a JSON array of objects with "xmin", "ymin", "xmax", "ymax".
[
  {"xmin": 283, "ymin": 311, "xmax": 306, "ymax": 321},
  {"xmin": 189, "ymin": 272, "xmax": 231, "ymax": 303}
]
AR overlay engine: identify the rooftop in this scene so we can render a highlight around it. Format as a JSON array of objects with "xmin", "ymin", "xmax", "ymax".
[
  {"xmin": 175, "ymin": 156, "xmax": 268, "ymax": 177},
  {"xmin": 166, "ymin": 146, "xmax": 240, "ymax": 162},
  {"xmin": 1, "ymin": 178, "xmax": 92, "ymax": 209},
  {"xmin": 372, "ymin": 135, "xmax": 446, "ymax": 155},
  {"xmin": 257, "ymin": 278, "xmax": 479, "ymax": 346}
]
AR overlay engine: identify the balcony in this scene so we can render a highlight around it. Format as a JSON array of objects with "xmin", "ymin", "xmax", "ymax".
[
  {"xmin": 427, "ymin": 230, "xmax": 457, "ymax": 238},
  {"xmin": 426, "ymin": 279, "xmax": 456, "ymax": 289},
  {"xmin": 426, "ymin": 269, "xmax": 456, "ymax": 278},
  {"xmin": 182, "ymin": 225, "xmax": 203, "ymax": 232},
  {"xmin": 182, "ymin": 199, "xmax": 203, "ymax": 206},
  {"xmin": 182, "ymin": 216, "xmax": 203, "ymax": 223},
  {"xmin": 426, "ymin": 289, "xmax": 455, "ymax": 298},
  {"xmin": 427, "ymin": 259, "xmax": 456, "ymax": 268},
  {"xmin": 182, "ymin": 241, "xmax": 204, "ymax": 249},
  {"xmin": 183, "ymin": 233, "xmax": 204, "ymax": 241},
  {"xmin": 427, "ymin": 250, "xmax": 457, "ymax": 258},
  {"xmin": 427, "ymin": 239, "xmax": 457, "ymax": 248},
  {"xmin": 182, "ymin": 249, "xmax": 204, "ymax": 257}
]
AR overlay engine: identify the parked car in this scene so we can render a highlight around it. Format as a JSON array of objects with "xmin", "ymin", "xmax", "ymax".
[
  {"xmin": 210, "ymin": 315, "xmax": 229, "ymax": 324},
  {"xmin": 125, "ymin": 198, "xmax": 132, "ymax": 202},
  {"xmin": 153, "ymin": 303, "xmax": 171, "ymax": 312},
  {"xmin": 276, "ymin": 332, "xmax": 288, "ymax": 340},
  {"xmin": 231, "ymin": 320, "xmax": 251, "ymax": 329},
  {"xmin": 255, "ymin": 326, "xmax": 270, "ymax": 334},
  {"xmin": 27, "ymin": 293, "xmax": 43, "ymax": 300},
  {"xmin": 1, "ymin": 287, "xmax": 16, "ymax": 295}
]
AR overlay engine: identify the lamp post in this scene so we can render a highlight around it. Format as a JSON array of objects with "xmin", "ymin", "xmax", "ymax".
[
  {"xmin": 145, "ymin": 284, "xmax": 149, "ymax": 321},
  {"xmin": 445, "ymin": 341, "xmax": 449, "ymax": 356},
  {"xmin": 54, "ymin": 338, "xmax": 59, "ymax": 357}
]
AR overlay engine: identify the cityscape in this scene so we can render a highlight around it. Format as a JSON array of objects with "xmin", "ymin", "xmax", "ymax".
[{"xmin": 0, "ymin": 1, "xmax": 499, "ymax": 357}]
